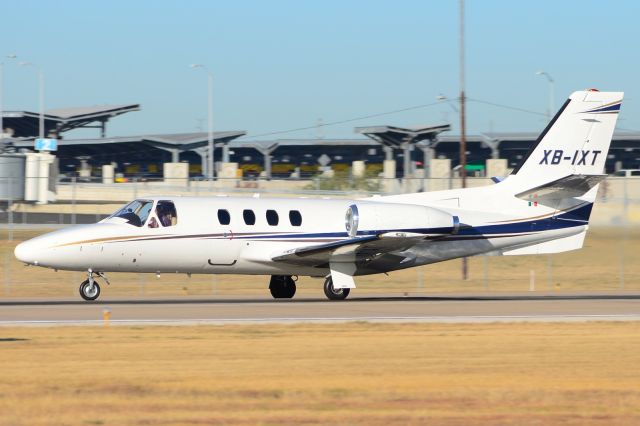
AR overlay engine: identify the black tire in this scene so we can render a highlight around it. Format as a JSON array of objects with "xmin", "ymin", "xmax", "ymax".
[
  {"xmin": 79, "ymin": 279, "xmax": 101, "ymax": 301},
  {"xmin": 269, "ymin": 275, "xmax": 296, "ymax": 299},
  {"xmin": 323, "ymin": 276, "xmax": 350, "ymax": 301}
]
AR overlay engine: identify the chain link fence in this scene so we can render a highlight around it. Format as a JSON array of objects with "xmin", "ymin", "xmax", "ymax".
[{"xmin": 1, "ymin": 176, "xmax": 638, "ymax": 298}]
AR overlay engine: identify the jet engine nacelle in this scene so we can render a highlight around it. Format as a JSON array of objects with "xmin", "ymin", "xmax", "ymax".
[{"xmin": 344, "ymin": 202, "xmax": 458, "ymax": 237}]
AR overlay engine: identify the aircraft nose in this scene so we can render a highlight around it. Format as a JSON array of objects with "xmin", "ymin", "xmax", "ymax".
[{"xmin": 14, "ymin": 240, "xmax": 39, "ymax": 265}]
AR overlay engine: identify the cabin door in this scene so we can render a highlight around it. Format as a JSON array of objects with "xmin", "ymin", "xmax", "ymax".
[{"xmin": 207, "ymin": 229, "xmax": 241, "ymax": 267}]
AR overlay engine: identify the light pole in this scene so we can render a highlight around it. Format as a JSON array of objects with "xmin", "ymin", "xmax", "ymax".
[
  {"xmin": 0, "ymin": 62, "xmax": 3, "ymax": 143},
  {"xmin": 19, "ymin": 61, "xmax": 45, "ymax": 139},
  {"xmin": 536, "ymin": 70, "xmax": 555, "ymax": 121},
  {"xmin": 0, "ymin": 54, "xmax": 17, "ymax": 143},
  {"xmin": 190, "ymin": 64, "xmax": 214, "ymax": 179},
  {"xmin": 437, "ymin": 94, "xmax": 460, "ymax": 113}
]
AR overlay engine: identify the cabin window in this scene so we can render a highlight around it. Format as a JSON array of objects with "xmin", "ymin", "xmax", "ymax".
[
  {"xmin": 218, "ymin": 209, "xmax": 231, "ymax": 225},
  {"xmin": 289, "ymin": 210, "xmax": 302, "ymax": 226},
  {"xmin": 266, "ymin": 209, "xmax": 279, "ymax": 226},
  {"xmin": 243, "ymin": 209, "xmax": 256, "ymax": 225},
  {"xmin": 110, "ymin": 199, "xmax": 153, "ymax": 227},
  {"xmin": 156, "ymin": 200, "xmax": 178, "ymax": 227}
]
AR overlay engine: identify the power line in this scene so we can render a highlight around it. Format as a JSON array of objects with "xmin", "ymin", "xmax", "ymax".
[
  {"xmin": 243, "ymin": 100, "xmax": 446, "ymax": 140},
  {"xmin": 467, "ymin": 97, "xmax": 546, "ymax": 117},
  {"xmin": 242, "ymin": 97, "xmax": 546, "ymax": 141},
  {"xmin": 0, "ymin": 97, "xmax": 549, "ymax": 157}
]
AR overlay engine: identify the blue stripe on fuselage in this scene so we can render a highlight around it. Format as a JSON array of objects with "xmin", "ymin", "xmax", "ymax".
[
  {"xmin": 219, "ymin": 203, "xmax": 593, "ymax": 243},
  {"xmin": 458, "ymin": 203, "xmax": 592, "ymax": 236}
]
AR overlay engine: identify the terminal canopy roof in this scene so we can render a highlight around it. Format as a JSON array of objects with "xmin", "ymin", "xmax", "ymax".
[
  {"xmin": 1, "ymin": 104, "xmax": 140, "ymax": 138},
  {"xmin": 355, "ymin": 124, "xmax": 451, "ymax": 148},
  {"xmin": 10, "ymin": 131, "xmax": 246, "ymax": 159}
]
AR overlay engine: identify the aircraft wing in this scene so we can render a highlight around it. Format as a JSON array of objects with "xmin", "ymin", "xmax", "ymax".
[
  {"xmin": 515, "ymin": 174, "xmax": 606, "ymax": 202},
  {"xmin": 271, "ymin": 232, "xmax": 428, "ymax": 268}
]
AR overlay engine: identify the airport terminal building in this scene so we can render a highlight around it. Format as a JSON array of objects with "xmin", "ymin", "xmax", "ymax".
[{"xmin": 1, "ymin": 102, "xmax": 640, "ymax": 180}]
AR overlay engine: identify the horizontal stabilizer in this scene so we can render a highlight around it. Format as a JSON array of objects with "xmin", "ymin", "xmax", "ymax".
[
  {"xmin": 501, "ymin": 229, "xmax": 587, "ymax": 255},
  {"xmin": 515, "ymin": 174, "xmax": 606, "ymax": 202}
]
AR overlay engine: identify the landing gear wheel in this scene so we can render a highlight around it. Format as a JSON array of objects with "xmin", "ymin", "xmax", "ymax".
[
  {"xmin": 79, "ymin": 279, "xmax": 101, "ymax": 301},
  {"xmin": 269, "ymin": 275, "xmax": 296, "ymax": 299},
  {"xmin": 323, "ymin": 276, "xmax": 350, "ymax": 301}
]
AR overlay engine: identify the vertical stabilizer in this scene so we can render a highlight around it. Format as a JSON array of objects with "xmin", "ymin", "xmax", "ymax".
[{"xmin": 508, "ymin": 90, "xmax": 623, "ymax": 191}]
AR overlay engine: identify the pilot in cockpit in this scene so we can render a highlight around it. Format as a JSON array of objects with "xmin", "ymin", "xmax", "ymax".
[{"xmin": 156, "ymin": 201, "xmax": 177, "ymax": 227}]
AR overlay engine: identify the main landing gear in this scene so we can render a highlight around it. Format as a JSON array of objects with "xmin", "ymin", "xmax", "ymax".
[
  {"xmin": 268, "ymin": 275, "xmax": 351, "ymax": 301},
  {"xmin": 323, "ymin": 275, "xmax": 350, "ymax": 301},
  {"xmin": 269, "ymin": 275, "xmax": 297, "ymax": 299},
  {"xmin": 79, "ymin": 269, "xmax": 109, "ymax": 301}
]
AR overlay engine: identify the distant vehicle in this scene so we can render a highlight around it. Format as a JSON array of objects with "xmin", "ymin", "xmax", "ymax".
[
  {"xmin": 133, "ymin": 173, "xmax": 163, "ymax": 182},
  {"xmin": 15, "ymin": 90, "xmax": 624, "ymax": 302},
  {"xmin": 611, "ymin": 169, "xmax": 640, "ymax": 177},
  {"xmin": 58, "ymin": 174, "xmax": 93, "ymax": 183}
]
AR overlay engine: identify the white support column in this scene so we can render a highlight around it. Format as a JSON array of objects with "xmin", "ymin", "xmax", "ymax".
[
  {"xmin": 383, "ymin": 146, "xmax": 394, "ymax": 161},
  {"xmin": 419, "ymin": 145, "xmax": 435, "ymax": 192},
  {"xmin": 486, "ymin": 158, "xmax": 508, "ymax": 178},
  {"xmin": 163, "ymin": 162, "xmax": 189, "ymax": 186},
  {"xmin": 429, "ymin": 158, "xmax": 452, "ymax": 191},
  {"xmin": 222, "ymin": 143, "xmax": 230, "ymax": 163},
  {"xmin": 102, "ymin": 164, "xmax": 115, "ymax": 184},
  {"xmin": 352, "ymin": 160, "xmax": 365, "ymax": 178},
  {"xmin": 24, "ymin": 152, "xmax": 55, "ymax": 204},
  {"xmin": 37, "ymin": 155, "xmax": 50, "ymax": 204}
]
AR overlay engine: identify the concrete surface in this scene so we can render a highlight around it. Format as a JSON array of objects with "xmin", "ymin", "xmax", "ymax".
[{"xmin": 1, "ymin": 292, "xmax": 639, "ymax": 326}]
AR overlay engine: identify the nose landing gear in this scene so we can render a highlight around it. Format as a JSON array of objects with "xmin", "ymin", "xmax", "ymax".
[{"xmin": 79, "ymin": 269, "xmax": 109, "ymax": 301}]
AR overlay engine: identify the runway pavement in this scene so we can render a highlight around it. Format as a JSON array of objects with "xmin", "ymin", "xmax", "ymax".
[{"xmin": 1, "ymin": 293, "xmax": 639, "ymax": 325}]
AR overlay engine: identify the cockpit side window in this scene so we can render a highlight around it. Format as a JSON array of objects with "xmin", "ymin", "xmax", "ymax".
[
  {"xmin": 156, "ymin": 200, "xmax": 178, "ymax": 227},
  {"xmin": 110, "ymin": 200, "xmax": 153, "ymax": 227}
]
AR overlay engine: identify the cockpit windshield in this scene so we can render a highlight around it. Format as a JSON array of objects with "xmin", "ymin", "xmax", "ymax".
[{"xmin": 109, "ymin": 200, "xmax": 154, "ymax": 227}]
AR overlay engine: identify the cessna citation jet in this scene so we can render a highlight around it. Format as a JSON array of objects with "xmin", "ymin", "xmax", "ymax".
[{"xmin": 15, "ymin": 90, "xmax": 623, "ymax": 301}]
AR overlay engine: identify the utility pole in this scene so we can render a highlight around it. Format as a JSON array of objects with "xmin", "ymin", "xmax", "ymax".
[{"xmin": 459, "ymin": 0, "xmax": 469, "ymax": 280}]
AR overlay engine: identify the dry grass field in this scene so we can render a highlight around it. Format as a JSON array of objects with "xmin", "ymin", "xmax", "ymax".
[
  {"xmin": 1, "ymin": 227, "xmax": 639, "ymax": 299},
  {"xmin": 0, "ymin": 322, "xmax": 639, "ymax": 425}
]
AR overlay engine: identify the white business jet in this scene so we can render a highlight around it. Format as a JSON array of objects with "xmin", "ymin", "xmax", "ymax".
[{"xmin": 15, "ymin": 90, "xmax": 623, "ymax": 301}]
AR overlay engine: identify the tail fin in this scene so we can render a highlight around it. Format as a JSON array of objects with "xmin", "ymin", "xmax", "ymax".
[
  {"xmin": 498, "ymin": 90, "xmax": 623, "ymax": 255},
  {"xmin": 508, "ymin": 90, "xmax": 623, "ymax": 190}
]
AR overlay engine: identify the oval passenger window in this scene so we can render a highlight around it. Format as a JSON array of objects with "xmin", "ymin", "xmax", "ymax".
[
  {"xmin": 243, "ymin": 209, "xmax": 256, "ymax": 225},
  {"xmin": 266, "ymin": 210, "xmax": 279, "ymax": 226},
  {"xmin": 218, "ymin": 209, "xmax": 231, "ymax": 225},
  {"xmin": 289, "ymin": 210, "xmax": 302, "ymax": 226}
]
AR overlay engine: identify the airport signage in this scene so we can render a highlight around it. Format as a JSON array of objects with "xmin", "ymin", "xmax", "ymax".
[{"xmin": 35, "ymin": 138, "xmax": 58, "ymax": 152}]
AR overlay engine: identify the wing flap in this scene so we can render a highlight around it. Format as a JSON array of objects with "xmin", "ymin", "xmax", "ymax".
[{"xmin": 271, "ymin": 232, "xmax": 428, "ymax": 267}]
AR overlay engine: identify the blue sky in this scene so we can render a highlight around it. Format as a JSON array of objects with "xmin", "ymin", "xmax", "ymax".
[{"xmin": 2, "ymin": 0, "xmax": 639, "ymax": 139}]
